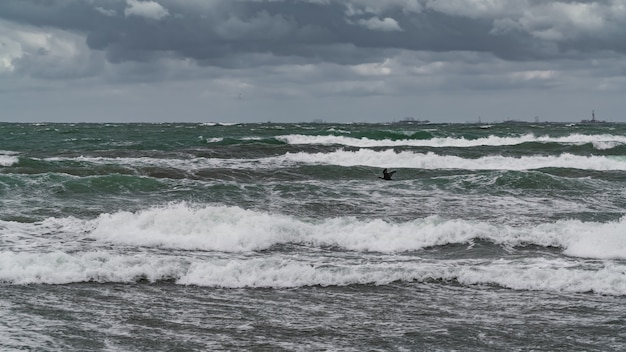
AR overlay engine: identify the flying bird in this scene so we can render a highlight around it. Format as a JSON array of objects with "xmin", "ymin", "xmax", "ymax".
[{"xmin": 379, "ymin": 168, "xmax": 396, "ymax": 180}]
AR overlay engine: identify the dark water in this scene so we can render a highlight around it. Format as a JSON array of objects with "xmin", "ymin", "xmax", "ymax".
[{"xmin": 1, "ymin": 122, "xmax": 626, "ymax": 351}]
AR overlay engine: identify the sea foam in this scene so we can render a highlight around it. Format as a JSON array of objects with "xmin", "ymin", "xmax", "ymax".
[
  {"xmin": 277, "ymin": 133, "xmax": 626, "ymax": 149},
  {"xmin": 3, "ymin": 202, "xmax": 626, "ymax": 294},
  {"xmin": 4, "ymin": 203, "xmax": 626, "ymax": 259},
  {"xmin": 0, "ymin": 151, "xmax": 19, "ymax": 167},
  {"xmin": 1, "ymin": 250, "xmax": 625, "ymax": 295},
  {"xmin": 81, "ymin": 203, "xmax": 626, "ymax": 259},
  {"xmin": 47, "ymin": 149, "xmax": 626, "ymax": 171},
  {"xmin": 0, "ymin": 251, "xmax": 183, "ymax": 284},
  {"xmin": 83, "ymin": 203, "xmax": 509, "ymax": 252},
  {"xmin": 180, "ymin": 257, "xmax": 626, "ymax": 295},
  {"xmin": 277, "ymin": 150, "xmax": 626, "ymax": 170}
]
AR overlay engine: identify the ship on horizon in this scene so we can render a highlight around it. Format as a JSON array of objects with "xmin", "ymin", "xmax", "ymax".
[{"xmin": 581, "ymin": 110, "xmax": 606, "ymax": 124}]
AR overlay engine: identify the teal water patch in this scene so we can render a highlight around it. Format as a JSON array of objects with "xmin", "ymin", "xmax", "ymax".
[{"xmin": 60, "ymin": 174, "xmax": 168, "ymax": 195}]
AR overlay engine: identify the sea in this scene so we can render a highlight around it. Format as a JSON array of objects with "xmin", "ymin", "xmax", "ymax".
[{"xmin": 1, "ymin": 121, "xmax": 625, "ymax": 351}]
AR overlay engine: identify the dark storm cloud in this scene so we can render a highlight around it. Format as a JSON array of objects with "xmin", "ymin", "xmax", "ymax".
[
  {"xmin": 3, "ymin": 0, "xmax": 626, "ymax": 71},
  {"xmin": 2, "ymin": 0, "xmax": 626, "ymax": 124}
]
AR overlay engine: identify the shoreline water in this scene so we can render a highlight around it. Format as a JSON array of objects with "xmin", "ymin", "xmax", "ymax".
[{"xmin": 1, "ymin": 122, "xmax": 625, "ymax": 350}]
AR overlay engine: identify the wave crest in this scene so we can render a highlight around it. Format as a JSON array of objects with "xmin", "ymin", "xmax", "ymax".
[{"xmin": 56, "ymin": 203, "xmax": 626, "ymax": 259}]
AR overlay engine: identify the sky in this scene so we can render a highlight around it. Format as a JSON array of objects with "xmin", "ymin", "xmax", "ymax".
[{"xmin": 1, "ymin": 0, "xmax": 625, "ymax": 123}]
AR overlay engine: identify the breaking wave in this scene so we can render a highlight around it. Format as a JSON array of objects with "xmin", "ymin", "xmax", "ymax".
[
  {"xmin": 38, "ymin": 150, "xmax": 626, "ymax": 171},
  {"xmin": 277, "ymin": 133, "xmax": 626, "ymax": 150}
]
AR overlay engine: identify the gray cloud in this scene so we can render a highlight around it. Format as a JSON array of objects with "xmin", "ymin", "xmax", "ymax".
[
  {"xmin": 1, "ymin": 0, "xmax": 625, "ymax": 123},
  {"xmin": 4, "ymin": 0, "xmax": 626, "ymax": 70}
]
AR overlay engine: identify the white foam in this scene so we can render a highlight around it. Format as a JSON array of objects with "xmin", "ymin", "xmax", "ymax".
[
  {"xmin": 0, "ymin": 151, "xmax": 19, "ymax": 167},
  {"xmin": 277, "ymin": 133, "xmax": 626, "ymax": 149},
  {"xmin": 5, "ymin": 203, "xmax": 626, "ymax": 260},
  {"xmin": 438, "ymin": 258, "xmax": 626, "ymax": 296},
  {"xmin": 3, "ymin": 202, "xmax": 626, "ymax": 294},
  {"xmin": 2, "ymin": 250, "xmax": 624, "ymax": 295},
  {"xmin": 560, "ymin": 219, "xmax": 626, "ymax": 259},
  {"xmin": 44, "ymin": 149, "xmax": 626, "ymax": 171},
  {"xmin": 84, "ymin": 204, "xmax": 503, "ymax": 253},
  {"xmin": 80, "ymin": 203, "xmax": 626, "ymax": 260},
  {"xmin": 0, "ymin": 251, "xmax": 184, "ymax": 285},
  {"xmin": 88, "ymin": 204, "xmax": 298, "ymax": 252},
  {"xmin": 278, "ymin": 149, "xmax": 626, "ymax": 171},
  {"xmin": 180, "ymin": 257, "xmax": 626, "ymax": 295},
  {"xmin": 200, "ymin": 122, "xmax": 239, "ymax": 126}
]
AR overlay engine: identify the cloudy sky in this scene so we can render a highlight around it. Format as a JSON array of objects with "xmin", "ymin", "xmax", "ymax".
[{"xmin": 1, "ymin": 0, "xmax": 625, "ymax": 123}]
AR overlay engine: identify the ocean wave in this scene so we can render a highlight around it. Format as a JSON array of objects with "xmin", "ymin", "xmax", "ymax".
[
  {"xmin": 276, "ymin": 133, "xmax": 626, "ymax": 149},
  {"xmin": 0, "ymin": 151, "xmax": 19, "ymax": 167},
  {"xmin": 1, "ymin": 250, "xmax": 624, "ymax": 295},
  {"xmin": 5, "ymin": 203, "xmax": 625, "ymax": 259},
  {"xmin": 87, "ymin": 204, "xmax": 626, "ymax": 259},
  {"xmin": 0, "ymin": 251, "xmax": 182, "ymax": 285},
  {"xmin": 40, "ymin": 150, "xmax": 626, "ymax": 171},
  {"xmin": 81, "ymin": 203, "xmax": 526, "ymax": 252},
  {"xmin": 180, "ymin": 257, "xmax": 626, "ymax": 295},
  {"xmin": 278, "ymin": 150, "xmax": 626, "ymax": 170},
  {"xmin": 202, "ymin": 137, "xmax": 224, "ymax": 143},
  {"xmin": 199, "ymin": 122, "xmax": 240, "ymax": 126}
]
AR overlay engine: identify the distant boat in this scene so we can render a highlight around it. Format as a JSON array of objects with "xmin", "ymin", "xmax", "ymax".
[{"xmin": 580, "ymin": 110, "xmax": 606, "ymax": 124}]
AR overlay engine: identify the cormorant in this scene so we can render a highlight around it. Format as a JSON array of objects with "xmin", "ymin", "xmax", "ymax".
[{"xmin": 379, "ymin": 168, "xmax": 396, "ymax": 180}]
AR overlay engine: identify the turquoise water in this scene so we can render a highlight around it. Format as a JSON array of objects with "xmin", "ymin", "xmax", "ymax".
[{"xmin": 1, "ymin": 122, "xmax": 626, "ymax": 351}]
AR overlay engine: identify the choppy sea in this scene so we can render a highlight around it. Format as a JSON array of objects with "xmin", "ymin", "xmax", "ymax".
[{"xmin": 1, "ymin": 121, "xmax": 626, "ymax": 351}]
